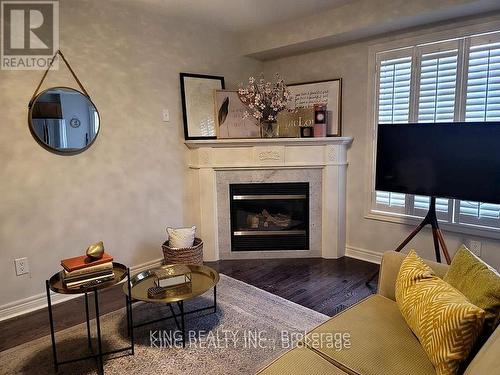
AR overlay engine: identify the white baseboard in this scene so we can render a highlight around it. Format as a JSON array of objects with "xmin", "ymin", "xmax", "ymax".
[
  {"xmin": 0, "ymin": 257, "xmax": 164, "ymax": 322},
  {"xmin": 345, "ymin": 245, "xmax": 382, "ymax": 264}
]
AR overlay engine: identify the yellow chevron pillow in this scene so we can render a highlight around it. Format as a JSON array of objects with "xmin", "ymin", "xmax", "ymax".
[{"xmin": 395, "ymin": 250, "xmax": 486, "ymax": 375}]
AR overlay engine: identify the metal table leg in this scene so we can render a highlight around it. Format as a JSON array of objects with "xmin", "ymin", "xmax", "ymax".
[
  {"xmin": 179, "ymin": 300, "xmax": 185, "ymax": 347},
  {"xmin": 213, "ymin": 285, "xmax": 217, "ymax": 313},
  {"xmin": 85, "ymin": 293, "xmax": 92, "ymax": 350},
  {"xmin": 132, "ymin": 284, "xmax": 219, "ymax": 347},
  {"xmin": 126, "ymin": 268, "xmax": 135, "ymax": 355},
  {"xmin": 46, "ymin": 280, "xmax": 58, "ymax": 373},
  {"xmin": 94, "ymin": 288, "xmax": 104, "ymax": 375},
  {"xmin": 125, "ymin": 295, "xmax": 130, "ymax": 337}
]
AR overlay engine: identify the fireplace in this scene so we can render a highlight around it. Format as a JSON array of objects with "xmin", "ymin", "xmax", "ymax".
[
  {"xmin": 229, "ymin": 182, "xmax": 309, "ymax": 251},
  {"xmin": 187, "ymin": 137, "xmax": 352, "ymax": 260}
]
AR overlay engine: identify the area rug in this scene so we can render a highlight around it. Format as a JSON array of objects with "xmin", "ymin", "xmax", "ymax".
[{"xmin": 0, "ymin": 274, "xmax": 328, "ymax": 374}]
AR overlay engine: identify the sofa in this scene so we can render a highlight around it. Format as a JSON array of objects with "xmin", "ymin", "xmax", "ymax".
[{"xmin": 257, "ymin": 251, "xmax": 500, "ymax": 375}]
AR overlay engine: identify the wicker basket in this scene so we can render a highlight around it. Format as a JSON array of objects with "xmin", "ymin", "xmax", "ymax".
[{"xmin": 162, "ymin": 238, "xmax": 203, "ymax": 265}]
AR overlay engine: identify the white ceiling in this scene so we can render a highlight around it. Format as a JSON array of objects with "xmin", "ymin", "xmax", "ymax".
[{"xmin": 144, "ymin": 0, "xmax": 351, "ymax": 32}]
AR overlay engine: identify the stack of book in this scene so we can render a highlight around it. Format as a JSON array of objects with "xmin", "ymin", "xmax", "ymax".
[{"xmin": 61, "ymin": 253, "xmax": 114, "ymax": 289}]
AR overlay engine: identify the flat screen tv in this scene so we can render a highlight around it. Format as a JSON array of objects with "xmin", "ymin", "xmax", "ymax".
[{"xmin": 376, "ymin": 122, "xmax": 500, "ymax": 205}]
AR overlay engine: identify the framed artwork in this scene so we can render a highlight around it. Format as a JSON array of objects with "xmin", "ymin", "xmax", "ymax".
[
  {"xmin": 287, "ymin": 78, "xmax": 342, "ymax": 136},
  {"xmin": 276, "ymin": 107, "xmax": 314, "ymax": 138},
  {"xmin": 215, "ymin": 90, "xmax": 260, "ymax": 139},
  {"xmin": 180, "ymin": 73, "xmax": 225, "ymax": 140}
]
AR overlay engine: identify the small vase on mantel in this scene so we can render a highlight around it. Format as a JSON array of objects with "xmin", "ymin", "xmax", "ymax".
[{"xmin": 261, "ymin": 120, "xmax": 279, "ymax": 138}]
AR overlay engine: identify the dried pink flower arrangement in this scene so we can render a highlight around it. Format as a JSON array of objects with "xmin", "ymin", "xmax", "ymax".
[{"xmin": 238, "ymin": 73, "xmax": 291, "ymax": 122}]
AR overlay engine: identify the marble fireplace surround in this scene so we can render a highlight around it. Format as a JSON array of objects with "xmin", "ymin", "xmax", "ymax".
[
  {"xmin": 217, "ymin": 168, "xmax": 322, "ymax": 259},
  {"xmin": 185, "ymin": 137, "xmax": 353, "ymax": 261}
]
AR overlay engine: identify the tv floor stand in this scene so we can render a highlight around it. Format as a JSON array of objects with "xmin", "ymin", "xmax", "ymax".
[
  {"xmin": 366, "ymin": 197, "xmax": 451, "ymax": 287},
  {"xmin": 395, "ymin": 196, "xmax": 451, "ymax": 264}
]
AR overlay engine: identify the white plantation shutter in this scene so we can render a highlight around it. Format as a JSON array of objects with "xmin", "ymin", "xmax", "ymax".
[
  {"xmin": 376, "ymin": 191, "xmax": 406, "ymax": 207},
  {"xmin": 418, "ymin": 51, "xmax": 458, "ymax": 122},
  {"xmin": 378, "ymin": 56, "xmax": 412, "ymax": 124},
  {"xmin": 413, "ymin": 197, "xmax": 450, "ymax": 211},
  {"xmin": 412, "ymin": 196, "xmax": 451, "ymax": 220},
  {"xmin": 411, "ymin": 48, "xmax": 459, "ymax": 220},
  {"xmin": 457, "ymin": 38, "xmax": 500, "ymax": 228},
  {"xmin": 375, "ymin": 54, "xmax": 412, "ymax": 213},
  {"xmin": 465, "ymin": 41, "xmax": 500, "ymax": 121},
  {"xmin": 459, "ymin": 201, "xmax": 500, "ymax": 228}
]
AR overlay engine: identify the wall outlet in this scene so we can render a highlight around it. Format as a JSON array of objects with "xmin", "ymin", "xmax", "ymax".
[
  {"xmin": 15, "ymin": 257, "xmax": 30, "ymax": 275},
  {"xmin": 162, "ymin": 109, "xmax": 170, "ymax": 122},
  {"xmin": 468, "ymin": 240, "xmax": 482, "ymax": 258}
]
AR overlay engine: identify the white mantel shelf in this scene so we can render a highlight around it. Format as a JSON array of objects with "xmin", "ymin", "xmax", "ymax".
[
  {"xmin": 185, "ymin": 136, "xmax": 353, "ymax": 149},
  {"xmin": 185, "ymin": 137, "xmax": 353, "ymax": 170}
]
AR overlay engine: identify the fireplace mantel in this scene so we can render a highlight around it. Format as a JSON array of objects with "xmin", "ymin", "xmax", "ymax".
[
  {"xmin": 185, "ymin": 137, "xmax": 353, "ymax": 261},
  {"xmin": 185, "ymin": 137, "xmax": 353, "ymax": 149},
  {"xmin": 185, "ymin": 137, "xmax": 353, "ymax": 170}
]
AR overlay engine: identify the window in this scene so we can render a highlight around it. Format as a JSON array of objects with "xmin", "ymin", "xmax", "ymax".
[{"xmin": 372, "ymin": 30, "xmax": 500, "ymax": 232}]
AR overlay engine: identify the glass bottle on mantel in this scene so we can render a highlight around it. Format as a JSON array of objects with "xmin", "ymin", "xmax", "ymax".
[{"xmin": 313, "ymin": 104, "xmax": 327, "ymax": 137}]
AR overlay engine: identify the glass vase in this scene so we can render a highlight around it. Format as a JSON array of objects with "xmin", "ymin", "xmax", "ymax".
[{"xmin": 261, "ymin": 120, "xmax": 279, "ymax": 138}]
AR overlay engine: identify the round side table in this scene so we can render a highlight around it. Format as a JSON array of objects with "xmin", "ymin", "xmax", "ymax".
[
  {"xmin": 124, "ymin": 264, "xmax": 219, "ymax": 347},
  {"xmin": 46, "ymin": 262, "xmax": 134, "ymax": 374}
]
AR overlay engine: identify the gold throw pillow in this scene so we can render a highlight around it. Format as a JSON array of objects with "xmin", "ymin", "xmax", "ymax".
[{"xmin": 395, "ymin": 250, "xmax": 486, "ymax": 375}]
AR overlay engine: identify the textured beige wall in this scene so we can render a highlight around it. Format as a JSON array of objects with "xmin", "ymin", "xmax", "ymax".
[
  {"xmin": 0, "ymin": 0, "xmax": 261, "ymax": 306},
  {"xmin": 241, "ymin": 0, "xmax": 500, "ymax": 59},
  {"xmin": 263, "ymin": 15, "xmax": 500, "ymax": 269}
]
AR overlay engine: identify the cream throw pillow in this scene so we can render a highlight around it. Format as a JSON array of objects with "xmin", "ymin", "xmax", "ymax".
[
  {"xmin": 166, "ymin": 226, "xmax": 196, "ymax": 248},
  {"xmin": 395, "ymin": 250, "xmax": 486, "ymax": 375}
]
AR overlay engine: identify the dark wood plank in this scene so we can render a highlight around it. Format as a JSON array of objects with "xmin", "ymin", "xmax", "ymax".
[
  {"xmin": 206, "ymin": 257, "xmax": 379, "ymax": 316},
  {"xmin": 0, "ymin": 256, "xmax": 378, "ymax": 351}
]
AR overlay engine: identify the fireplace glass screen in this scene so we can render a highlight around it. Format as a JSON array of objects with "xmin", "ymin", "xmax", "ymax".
[{"xmin": 230, "ymin": 182, "xmax": 309, "ymax": 251}]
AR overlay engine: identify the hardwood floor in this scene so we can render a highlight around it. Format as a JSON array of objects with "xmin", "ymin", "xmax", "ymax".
[
  {"xmin": 206, "ymin": 257, "xmax": 379, "ymax": 316},
  {"xmin": 0, "ymin": 257, "xmax": 378, "ymax": 352}
]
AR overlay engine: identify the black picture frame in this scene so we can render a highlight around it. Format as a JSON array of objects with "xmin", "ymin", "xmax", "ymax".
[{"xmin": 180, "ymin": 73, "xmax": 225, "ymax": 140}]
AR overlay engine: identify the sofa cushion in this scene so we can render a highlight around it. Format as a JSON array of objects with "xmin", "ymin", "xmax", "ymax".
[
  {"xmin": 257, "ymin": 346, "xmax": 348, "ymax": 375},
  {"xmin": 305, "ymin": 294, "xmax": 436, "ymax": 375},
  {"xmin": 444, "ymin": 244, "xmax": 500, "ymax": 337},
  {"xmin": 396, "ymin": 250, "xmax": 486, "ymax": 375}
]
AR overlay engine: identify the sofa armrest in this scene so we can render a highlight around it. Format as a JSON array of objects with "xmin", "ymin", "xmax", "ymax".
[
  {"xmin": 377, "ymin": 251, "xmax": 406, "ymax": 301},
  {"xmin": 377, "ymin": 251, "xmax": 449, "ymax": 301},
  {"xmin": 464, "ymin": 324, "xmax": 500, "ymax": 374}
]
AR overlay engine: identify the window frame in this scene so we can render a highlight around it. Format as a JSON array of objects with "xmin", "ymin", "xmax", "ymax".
[{"xmin": 365, "ymin": 24, "xmax": 500, "ymax": 240}]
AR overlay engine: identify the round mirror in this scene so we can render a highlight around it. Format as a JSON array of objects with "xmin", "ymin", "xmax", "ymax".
[{"xmin": 28, "ymin": 87, "xmax": 100, "ymax": 155}]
